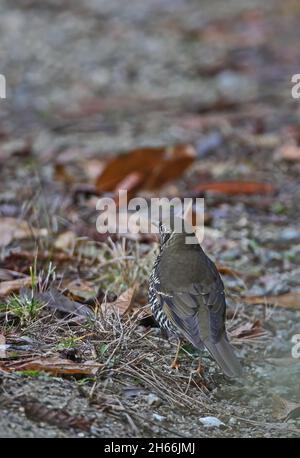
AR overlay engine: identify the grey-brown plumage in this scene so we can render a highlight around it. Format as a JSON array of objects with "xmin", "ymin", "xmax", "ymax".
[{"xmin": 149, "ymin": 222, "xmax": 243, "ymax": 378}]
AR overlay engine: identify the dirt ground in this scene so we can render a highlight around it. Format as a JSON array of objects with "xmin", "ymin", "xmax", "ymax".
[{"xmin": 0, "ymin": 0, "xmax": 300, "ymax": 438}]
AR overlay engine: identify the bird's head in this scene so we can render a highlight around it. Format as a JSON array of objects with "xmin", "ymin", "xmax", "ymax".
[
  {"xmin": 158, "ymin": 216, "xmax": 196, "ymax": 249},
  {"xmin": 158, "ymin": 221, "xmax": 172, "ymax": 246}
]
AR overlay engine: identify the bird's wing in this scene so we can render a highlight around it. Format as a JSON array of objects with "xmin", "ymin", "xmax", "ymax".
[
  {"xmin": 156, "ymin": 243, "xmax": 226, "ymax": 346},
  {"xmin": 157, "ymin": 283, "xmax": 226, "ymax": 347}
]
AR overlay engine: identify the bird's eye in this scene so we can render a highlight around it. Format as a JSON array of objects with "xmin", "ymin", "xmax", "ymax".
[
  {"xmin": 159, "ymin": 222, "xmax": 168, "ymax": 234},
  {"xmin": 159, "ymin": 224, "xmax": 171, "ymax": 245}
]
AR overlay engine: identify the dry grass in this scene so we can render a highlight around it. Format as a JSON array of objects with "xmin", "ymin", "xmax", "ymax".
[
  {"xmin": 0, "ymin": 228, "xmax": 277, "ymax": 437},
  {"xmin": 1, "ymin": 237, "xmax": 217, "ymax": 419}
]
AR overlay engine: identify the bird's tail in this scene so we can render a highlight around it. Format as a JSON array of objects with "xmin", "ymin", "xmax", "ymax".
[{"xmin": 204, "ymin": 336, "xmax": 243, "ymax": 378}]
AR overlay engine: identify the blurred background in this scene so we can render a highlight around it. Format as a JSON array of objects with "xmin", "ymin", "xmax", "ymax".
[{"xmin": 1, "ymin": 0, "xmax": 300, "ymax": 150}]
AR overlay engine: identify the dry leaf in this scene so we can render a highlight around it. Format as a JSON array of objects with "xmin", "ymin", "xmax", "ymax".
[
  {"xmin": 216, "ymin": 263, "xmax": 241, "ymax": 276},
  {"xmin": 0, "ymin": 217, "xmax": 48, "ymax": 247},
  {"xmin": 83, "ymin": 158, "xmax": 105, "ymax": 182},
  {"xmin": 54, "ymin": 163, "xmax": 75, "ymax": 183},
  {"xmin": 95, "ymin": 144, "xmax": 195, "ymax": 192},
  {"xmin": 35, "ymin": 287, "xmax": 93, "ymax": 317},
  {"xmin": 0, "ymin": 139, "xmax": 31, "ymax": 162},
  {"xmin": 2, "ymin": 251, "xmax": 72, "ymax": 276},
  {"xmin": 0, "ymin": 356, "xmax": 102, "ymax": 375},
  {"xmin": 272, "ymin": 394, "xmax": 300, "ymax": 421},
  {"xmin": 108, "ymin": 285, "xmax": 138, "ymax": 316},
  {"xmin": 113, "ymin": 172, "xmax": 144, "ymax": 202},
  {"xmin": 0, "ymin": 268, "xmax": 26, "ymax": 281},
  {"xmin": 279, "ymin": 143, "xmax": 300, "ymax": 161},
  {"xmin": 230, "ymin": 319, "xmax": 267, "ymax": 340},
  {"xmin": 243, "ymin": 291, "xmax": 300, "ymax": 310},
  {"xmin": 144, "ymin": 145, "xmax": 196, "ymax": 189},
  {"xmin": 0, "ymin": 277, "xmax": 32, "ymax": 298},
  {"xmin": 63, "ymin": 279, "xmax": 98, "ymax": 302},
  {"xmin": 23, "ymin": 398, "xmax": 94, "ymax": 431},
  {"xmin": 194, "ymin": 180, "xmax": 275, "ymax": 195},
  {"xmin": 54, "ymin": 231, "xmax": 76, "ymax": 251}
]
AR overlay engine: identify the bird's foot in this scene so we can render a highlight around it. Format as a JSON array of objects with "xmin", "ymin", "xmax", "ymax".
[
  {"xmin": 195, "ymin": 362, "xmax": 205, "ymax": 376},
  {"xmin": 170, "ymin": 359, "xmax": 180, "ymax": 370}
]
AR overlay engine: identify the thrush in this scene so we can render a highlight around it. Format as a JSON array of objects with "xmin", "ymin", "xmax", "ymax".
[{"xmin": 148, "ymin": 220, "xmax": 243, "ymax": 378}]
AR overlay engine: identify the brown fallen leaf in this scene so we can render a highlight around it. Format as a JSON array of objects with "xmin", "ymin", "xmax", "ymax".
[
  {"xmin": 216, "ymin": 263, "xmax": 241, "ymax": 277},
  {"xmin": 107, "ymin": 285, "xmax": 138, "ymax": 316},
  {"xmin": 144, "ymin": 145, "xmax": 196, "ymax": 190},
  {"xmin": 0, "ymin": 268, "xmax": 27, "ymax": 281},
  {"xmin": 194, "ymin": 180, "xmax": 275, "ymax": 195},
  {"xmin": 95, "ymin": 144, "xmax": 195, "ymax": 192},
  {"xmin": 243, "ymin": 291, "xmax": 300, "ymax": 310},
  {"xmin": 2, "ymin": 251, "xmax": 73, "ymax": 275},
  {"xmin": 279, "ymin": 143, "xmax": 300, "ymax": 161},
  {"xmin": 0, "ymin": 139, "xmax": 31, "ymax": 162},
  {"xmin": 35, "ymin": 287, "xmax": 93, "ymax": 317},
  {"xmin": 0, "ymin": 217, "xmax": 48, "ymax": 247},
  {"xmin": 113, "ymin": 172, "xmax": 144, "ymax": 202},
  {"xmin": 54, "ymin": 163, "xmax": 75, "ymax": 184},
  {"xmin": 0, "ymin": 356, "xmax": 102, "ymax": 375},
  {"xmin": 23, "ymin": 398, "xmax": 95, "ymax": 431},
  {"xmin": 63, "ymin": 279, "xmax": 98, "ymax": 303},
  {"xmin": 230, "ymin": 319, "xmax": 268, "ymax": 340},
  {"xmin": 83, "ymin": 158, "xmax": 105, "ymax": 182},
  {"xmin": 54, "ymin": 230, "xmax": 77, "ymax": 251},
  {"xmin": 0, "ymin": 277, "xmax": 32, "ymax": 298},
  {"xmin": 272, "ymin": 394, "xmax": 300, "ymax": 421}
]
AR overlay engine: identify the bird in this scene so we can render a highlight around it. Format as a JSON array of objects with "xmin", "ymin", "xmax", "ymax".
[{"xmin": 148, "ymin": 218, "xmax": 243, "ymax": 378}]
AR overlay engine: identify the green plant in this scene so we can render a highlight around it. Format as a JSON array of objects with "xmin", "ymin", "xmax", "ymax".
[
  {"xmin": 3, "ymin": 293, "xmax": 43, "ymax": 326},
  {"xmin": 16, "ymin": 370, "xmax": 43, "ymax": 377},
  {"xmin": 56, "ymin": 336, "xmax": 81, "ymax": 350},
  {"xmin": 0, "ymin": 262, "xmax": 54, "ymax": 327}
]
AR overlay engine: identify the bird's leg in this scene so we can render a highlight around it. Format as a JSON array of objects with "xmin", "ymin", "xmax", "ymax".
[
  {"xmin": 170, "ymin": 339, "xmax": 181, "ymax": 370},
  {"xmin": 196, "ymin": 360, "xmax": 205, "ymax": 376}
]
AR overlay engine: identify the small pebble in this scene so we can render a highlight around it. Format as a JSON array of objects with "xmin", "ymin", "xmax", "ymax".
[
  {"xmin": 228, "ymin": 417, "xmax": 237, "ymax": 426},
  {"xmin": 280, "ymin": 228, "xmax": 300, "ymax": 241},
  {"xmin": 153, "ymin": 413, "xmax": 166, "ymax": 422},
  {"xmin": 199, "ymin": 416, "xmax": 225, "ymax": 428},
  {"xmin": 147, "ymin": 393, "xmax": 162, "ymax": 407}
]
